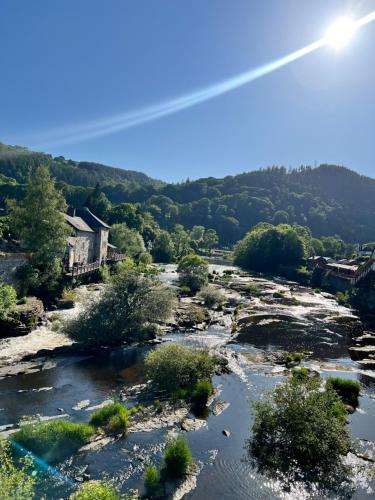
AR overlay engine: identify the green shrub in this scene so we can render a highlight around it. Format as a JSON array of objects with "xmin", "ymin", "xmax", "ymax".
[
  {"xmin": 191, "ymin": 379, "xmax": 213, "ymax": 407},
  {"xmin": 144, "ymin": 465, "xmax": 160, "ymax": 494},
  {"xmin": 197, "ymin": 285, "xmax": 225, "ymax": 308},
  {"xmin": 326, "ymin": 377, "xmax": 361, "ymax": 407},
  {"xmin": 12, "ymin": 419, "xmax": 93, "ymax": 463},
  {"xmin": 0, "ymin": 283, "xmax": 17, "ymax": 319},
  {"xmin": 70, "ymin": 481, "xmax": 120, "ymax": 499},
  {"xmin": 145, "ymin": 344, "xmax": 217, "ymax": 395},
  {"xmin": 251, "ymin": 376, "xmax": 350, "ymax": 475},
  {"xmin": 163, "ymin": 436, "xmax": 193, "ymax": 478},
  {"xmin": 272, "ymin": 291, "xmax": 285, "ymax": 299},
  {"xmin": 284, "ymin": 352, "xmax": 304, "ymax": 367},
  {"xmin": 336, "ymin": 291, "xmax": 350, "ymax": 306},
  {"xmin": 62, "ymin": 287, "xmax": 77, "ymax": 302},
  {"xmin": 246, "ymin": 283, "xmax": 261, "ymax": 296},
  {"xmin": 177, "ymin": 254, "xmax": 209, "ymax": 292},
  {"xmin": 89, "ymin": 403, "xmax": 129, "ymax": 435},
  {"xmin": 0, "ymin": 440, "xmax": 36, "ymax": 500},
  {"xmin": 291, "ymin": 367, "xmax": 311, "ymax": 381}
]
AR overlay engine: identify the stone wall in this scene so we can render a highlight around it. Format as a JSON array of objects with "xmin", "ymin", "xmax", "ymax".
[
  {"xmin": 0, "ymin": 252, "xmax": 30, "ymax": 289},
  {"xmin": 68, "ymin": 232, "xmax": 96, "ymax": 267}
]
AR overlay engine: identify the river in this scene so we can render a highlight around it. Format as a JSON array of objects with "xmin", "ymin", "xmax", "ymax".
[{"xmin": 0, "ymin": 264, "xmax": 374, "ymax": 499}]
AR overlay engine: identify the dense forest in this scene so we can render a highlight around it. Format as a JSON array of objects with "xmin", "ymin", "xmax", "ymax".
[{"xmin": 1, "ymin": 142, "xmax": 375, "ymax": 244}]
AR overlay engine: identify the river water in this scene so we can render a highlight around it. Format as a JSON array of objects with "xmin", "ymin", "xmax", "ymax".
[{"xmin": 0, "ymin": 265, "xmax": 374, "ymax": 499}]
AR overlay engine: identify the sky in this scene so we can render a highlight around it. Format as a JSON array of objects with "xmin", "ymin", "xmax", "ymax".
[{"xmin": 1, "ymin": 0, "xmax": 375, "ymax": 182}]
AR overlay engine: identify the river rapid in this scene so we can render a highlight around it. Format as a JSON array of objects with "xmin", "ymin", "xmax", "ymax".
[{"xmin": 0, "ymin": 264, "xmax": 375, "ymax": 499}]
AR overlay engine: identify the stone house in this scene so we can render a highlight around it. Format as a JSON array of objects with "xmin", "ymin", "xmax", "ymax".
[{"xmin": 64, "ymin": 207, "xmax": 110, "ymax": 270}]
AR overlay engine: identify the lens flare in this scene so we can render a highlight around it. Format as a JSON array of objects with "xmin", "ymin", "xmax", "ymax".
[{"xmin": 26, "ymin": 9, "xmax": 375, "ymax": 148}]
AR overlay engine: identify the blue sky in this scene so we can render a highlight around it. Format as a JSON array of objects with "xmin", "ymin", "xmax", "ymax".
[{"xmin": 1, "ymin": 0, "xmax": 374, "ymax": 182}]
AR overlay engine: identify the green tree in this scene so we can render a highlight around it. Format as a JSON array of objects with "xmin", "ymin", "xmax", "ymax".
[
  {"xmin": 177, "ymin": 254, "xmax": 209, "ymax": 292},
  {"xmin": 7, "ymin": 166, "xmax": 70, "ymax": 295},
  {"xmin": 203, "ymin": 228, "xmax": 219, "ymax": 253},
  {"xmin": 110, "ymin": 224, "xmax": 146, "ymax": 260},
  {"xmin": 85, "ymin": 183, "xmax": 111, "ymax": 220},
  {"xmin": 171, "ymin": 225, "xmax": 193, "ymax": 259},
  {"xmin": 108, "ymin": 203, "xmax": 144, "ymax": 231},
  {"xmin": 151, "ymin": 230, "xmax": 175, "ymax": 263},
  {"xmin": 0, "ymin": 440, "xmax": 36, "ymax": 500},
  {"xmin": 0, "ymin": 283, "xmax": 17, "ymax": 318}
]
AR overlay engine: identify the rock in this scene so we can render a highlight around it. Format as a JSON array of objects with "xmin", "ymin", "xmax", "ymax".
[
  {"xmin": 57, "ymin": 408, "xmax": 64, "ymax": 413},
  {"xmin": 210, "ymin": 400, "xmax": 230, "ymax": 416},
  {"xmin": 72, "ymin": 399, "xmax": 90, "ymax": 411},
  {"xmin": 0, "ymin": 297, "xmax": 44, "ymax": 338},
  {"xmin": 354, "ymin": 333, "xmax": 375, "ymax": 346},
  {"xmin": 222, "ymin": 429, "xmax": 230, "ymax": 437},
  {"xmin": 349, "ymin": 346, "xmax": 375, "ymax": 360},
  {"xmin": 180, "ymin": 418, "xmax": 207, "ymax": 432}
]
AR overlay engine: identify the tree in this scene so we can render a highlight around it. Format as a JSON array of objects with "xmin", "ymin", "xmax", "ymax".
[
  {"xmin": 108, "ymin": 203, "xmax": 143, "ymax": 231},
  {"xmin": 203, "ymin": 229, "xmax": 219, "ymax": 253},
  {"xmin": 65, "ymin": 271, "xmax": 176, "ymax": 345},
  {"xmin": 171, "ymin": 225, "xmax": 193, "ymax": 259},
  {"xmin": 177, "ymin": 254, "xmax": 209, "ymax": 292},
  {"xmin": 84, "ymin": 183, "xmax": 111, "ymax": 220},
  {"xmin": 110, "ymin": 223, "xmax": 145, "ymax": 260},
  {"xmin": 0, "ymin": 283, "xmax": 17, "ymax": 319},
  {"xmin": 151, "ymin": 230, "xmax": 175, "ymax": 263},
  {"xmin": 0, "ymin": 440, "xmax": 36, "ymax": 500},
  {"xmin": 7, "ymin": 166, "xmax": 70, "ymax": 294}
]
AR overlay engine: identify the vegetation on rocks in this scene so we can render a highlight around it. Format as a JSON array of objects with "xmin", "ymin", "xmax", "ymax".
[
  {"xmin": 191, "ymin": 379, "xmax": 213, "ymax": 408},
  {"xmin": 12, "ymin": 419, "xmax": 94, "ymax": 463},
  {"xmin": 70, "ymin": 481, "xmax": 124, "ymax": 500},
  {"xmin": 163, "ymin": 435, "xmax": 193, "ymax": 478},
  {"xmin": 143, "ymin": 465, "xmax": 160, "ymax": 495},
  {"xmin": 177, "ymin": 254, "xmax": 209, "ymax": 292},
  {"xmin": 89, "ymin": 403, "xmax": 129, "ymax": 435},
  {"xmin": 65, "ymin": 270, "xmax": 176, "ymax": 346},
  {"xmin": 326, "ymin": 377, "xmax": 361, "ymax": 407},
  {"xmin": 145, "ymin": 344, "xmax": 217, "ymax": 396},
  {"xmin": 251, "ymin": 375, "xmax": 350, "ymax": 476},
  {"xmin": 0, "ymin": 440, "xmax": 36, "ymax": 500},
  {"xmin": 197, "ymin": 285, "xmax": 225, "ymax": 308}
]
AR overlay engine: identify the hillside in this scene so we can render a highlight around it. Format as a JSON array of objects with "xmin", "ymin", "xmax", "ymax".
[{"xmin": 0, "ymin": 142, "xmax": 374, "ymax": 244}]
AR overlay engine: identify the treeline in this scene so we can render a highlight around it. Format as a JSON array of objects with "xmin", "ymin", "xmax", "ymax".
[{"xmin": 2, "ymin": 142, "xmax": 375, "ymax": 244}]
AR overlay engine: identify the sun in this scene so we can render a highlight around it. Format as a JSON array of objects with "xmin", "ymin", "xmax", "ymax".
[{"xmin": 325, "ymin": 16, "xmax": 357, "ymax": 48}]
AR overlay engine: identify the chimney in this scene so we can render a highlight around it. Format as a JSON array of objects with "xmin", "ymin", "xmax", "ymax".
[{"xmin": 68, "ymin": 206, "xmax": 76, "ymax": 217}]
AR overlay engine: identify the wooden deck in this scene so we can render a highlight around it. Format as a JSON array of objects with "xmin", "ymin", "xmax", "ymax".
[{"xmin": 66, "ymin": 253, "xmax": 127, "ymax": 278}]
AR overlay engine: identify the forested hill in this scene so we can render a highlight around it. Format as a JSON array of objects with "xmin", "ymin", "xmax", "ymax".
[
  {"xmin": 0, "ymin": 141, "xmax": 374, "ymax": 244},
  {"xmin": 0, "ymin": 143, "xmax": 161, "ymax": 187}
]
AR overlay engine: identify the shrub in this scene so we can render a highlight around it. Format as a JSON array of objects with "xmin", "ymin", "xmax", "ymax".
[
  {"xmin": 291, "ymin": 367, "xmax": 311, "ymax": 381},
  {"xmin": 145, "ymin": 344, "xmax": 217, "ymax": 395},
  {"xmin": 65, "ymin": 271, "xmax": 176, "ymax": 346},
  {"xmin": 12, "ymin": 419, "xmax": 94, "ymax": 463},
  {"xmin": 163, "ymin": 436, "xmax": 193, "ymax": 478},
  {"xmin": 144, "ymin": 465, "xmax": 160, "ymax": 494},
  {"xmin": 0, "ymin": 440, "xmax": 36, "ymax": 500},
  {"xmin": 177, "ymin": 254, "xmax": 209, "ymax": 292},
  {"xmin": 191, "ymin": 379, "xmax": 213, "ymax": 408},
  {"xmin": 89, "ymin": 403, "xmax": 129, "ymax": 435},
  {"xmin": 273, "ymin": 291, "xmax": 284, "ymax": 298},
  {"xmin": 284, "ymin": 352, "xmax": 304, "ymax": 367},
  {"xmin": 251, "ymin": 376, "xmax": 350, "ymax": 475},
  {"xmin": 326, "ymin": 377, "xmax": 361, "ymax": 407},
  {"xmin": 70, "ymin": 481, "xmax": 120, "ymax": 500},
  {"xmin": 246, "ymin": 283, "xmax": 261, "ymax": 296},
  {"xmin": 0, "ymin": 283, "xmax": 17, "ymax": 319},
  {"xmin": 336, "ymin": 291, "xmax": 350, "ymax": 306},
  {"xmin": 62, "ymin": 287, "xmax": 77, "ymax": 302},
  {"xmin": 197, "ymin": 285, "xmax": 225, "ymax": 308},
  {"xmin": 179, "ymin": 285, "xmax": 191, "ymax": 295}
]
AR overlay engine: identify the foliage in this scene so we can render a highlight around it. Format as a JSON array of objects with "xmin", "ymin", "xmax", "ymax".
[
  {"xmin": 177, "ymin": 254, "xmax": 209, "ymax": 292},
  {"xmin": 284, "ymin": 352, "xmax": 304, "ymax": 367},
  {"xmin": 108, "ymin": 203, "xmax": 144, "ymax": 230},
  {"xmin": 163, "ymin": 435, "xmax": 193, "ymax": 478},
  {"xmin": 191, "ymin": 379, "xmax": 213, "ymax": 407},
  {"xmin": 151, "ymin": 230, "xmax": 175, "ymax": 263},
  {"xmin": 12, "ymin": 419, "xmax": 94, "ymax": 463},
  {"xmin": 7, "ymin": 166, "xmax": 70, "ymax": 295},
  {"xmin": 89, "ymin": 403, "xmax": 129, "ymax": 435},
  {"xmin": 336, "ymin": 291, "xmax": 350, "ymax": 306},
  {"xmin": 0, "ymin": 440, "xmax": 36, "ymax": 500},
  {"xmin": 197, "ymin": 285, "xmax": 225, "ymax": 308},
  {"xmin": 110, "ymin": 224, "xmax": 145, "ymax": 260},
  {"xmin": 84, "ymin": 183, "xmax": 111, "ymax": 220},
  {"xmin": 234, "ymin": 224, "xmax": 306, "ymax": 273},
  {"xmin": 65, "ymin": 271, "xmax": 176, "ymax": 346},
  {"xmin": 145, "ymin": 344, "xmax": 217, "ymax": 395},
  {"xmin": 143, "ymin": 465, "xmax": 160, "ymax": 495},
  {"xmin": 70, "ymin": 481, "xmax": 120, "ymax": 500},
  {"xmin": 246, "ymin": 283, "xmax": 261, "ymax": 296},
  {"xmin": 62, "ymin": 287, "xmax": 77, "ymax": 302},
  {"xmin": 291, "ymin": 367, "xmax": 312, "ymax": 381},
  {"xmin": 326, "ymin": 377, "xmax": 361, "ymax": 407},
  {"xmin": 0, "ymin": 283, "xmax": 17, "ymax": 319},
  {"xmin": 251, "ymin": 376, "xmax": 350, "ymax": 475}
]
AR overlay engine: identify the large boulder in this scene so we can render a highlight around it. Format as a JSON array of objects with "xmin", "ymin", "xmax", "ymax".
[{"xmin": 0, "ymin": 297, "xmax": 44, "ymax": 338}]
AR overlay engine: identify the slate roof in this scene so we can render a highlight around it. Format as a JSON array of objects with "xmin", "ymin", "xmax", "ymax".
[
  {"xmin": 75, "ymin": 207, "xmax": 110, "ymax": 230},
  {"xmin": 64, "ymin": 213, "xmax": 94, "ymax": 233}
]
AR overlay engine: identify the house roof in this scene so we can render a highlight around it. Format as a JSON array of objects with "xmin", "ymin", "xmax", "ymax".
[
  {"xmin": 64, "ymin": 213, "xmax": 94, "ymax": 233},
  {"xmin": 75, "ymin": 207, "xmax": 110, "ymax": 230}
]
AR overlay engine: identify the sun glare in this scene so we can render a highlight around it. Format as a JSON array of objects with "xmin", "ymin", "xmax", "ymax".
[{"xmin": 325, "ymin": 16, "xmax": 357, "ymax": 48}]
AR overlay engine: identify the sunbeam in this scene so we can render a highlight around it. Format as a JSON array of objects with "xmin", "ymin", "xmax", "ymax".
[{"xmin": 30, "ymin": 10, "xmax": 375, "ymax": 149}]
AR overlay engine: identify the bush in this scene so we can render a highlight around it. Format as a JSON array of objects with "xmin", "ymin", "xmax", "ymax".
[
  {"xmin": 0, "ymin": 283, "xmax": 17, "ymax": 319},
  {"xmin": 291, "ymin": 367, "xmax": 311, "ymax": 381},
  {"xmin": 177, "ymin": 254, "xmax": 209, "ymax": 292},
  {"xmin": 70, "ymin": 481, "xmax": 120, "ymax": 500},
  {"xmin": 191, "ymin": 379, "xmax": 213, "ymax": 408},
  {"xmin": 145, "ymin": 344, "xmax": 217, "ymax": 395},
  {"xmin": 336, "ymin": 291, "xmax": 350, "ymax": 306},
  {"xmin": 65, "ymin": 271, "xmax": 176, "ymax": 346},
  {"xmin": 89, "ymin": 403, "xmax": 129, "ymax": 435},
  {"xmin": 284, "ymin": 352, "xmax": 304, "ymax": 367},
  {"xmin": 12, "ymin": 419, "xmax": 94, "ymax": 463},
  {"xmin": 0, "ymin": 440, "xmax": 36, "ymax": 500},
  {"xmin": 326, "ymin": 377, "xmax": 361, "ymax": 407},
  {"xmin": 144, "ymin": 465, "xmax": 160, "ymax": 495},
  {"xmin": 197, "ymin": 285, "xmax": 225, "ymax": 308},
  {"xmin": 163, "ymin": 436, "xmax": 193, "ymax": 478},
  {"xmin": 251, "ymin": 376, "xmax": 350, "ymax": 475},
  {"xmin": 246, "ymin": 283, "xmax": 261, "ymax": 296}
]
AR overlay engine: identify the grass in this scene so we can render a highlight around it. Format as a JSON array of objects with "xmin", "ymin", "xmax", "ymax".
[
  {"xmin": 284, "ymin": 352, "xmax": 304, "ymax": 368},
  {"xmin": 191, "ymin": 379, "xmax": 213, "ymax": 408},
  {"xmin": 144, "ymin": 465, "xmax": 160, "ymax": 495},
  {"xmin": 163, "ymin": 435, "xmax": 193, "ymax": 478},
  {"xmin": 70, "ymin": 480, "xmax": 120, "ymax": 499},
  {"xmin": 326, "ymin": 377, "xmax": 361, "ymax": 407},
  {"xmin": 12, "ymin": 419, "xmax": 93, "ymax": 463},
  {"xmin": 89, "ymin": 403, "xmax": 129, "ymax": 435}
]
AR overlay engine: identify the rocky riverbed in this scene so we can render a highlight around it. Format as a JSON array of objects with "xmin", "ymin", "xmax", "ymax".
[{"xmin": 1, "ymin": 264, "xmax": 375, "ymax": 499}]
